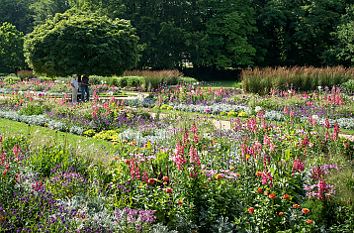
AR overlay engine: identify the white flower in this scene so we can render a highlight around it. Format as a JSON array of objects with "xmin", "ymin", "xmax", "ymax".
[
  {"xmin": 312, "ymin": 115, "xmax": 319, "ymax": 120},
  {"xmin": 255, "ymin": 106, "xmax": 262, "ymax": 113}
]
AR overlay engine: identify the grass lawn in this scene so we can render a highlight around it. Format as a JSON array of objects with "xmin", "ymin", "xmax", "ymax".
[{"xmin": 0, "ymin": 118, "xmax": 117, "ymax": 163}]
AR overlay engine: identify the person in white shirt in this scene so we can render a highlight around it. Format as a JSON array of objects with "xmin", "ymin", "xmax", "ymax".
[{"xmin": 71, "ymin": 75, "xmax": 79, "ymax": 103}]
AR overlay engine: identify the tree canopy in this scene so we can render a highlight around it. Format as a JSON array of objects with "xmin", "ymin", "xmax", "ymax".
[
  {"xmin": 24, "ymin": 11, "xmax": 140, "ymax": 76},
  {"xmin": 0, "ymin": 22, "xmax": 26, "ymax": 73},
  {"xmin": 1, "ymin": 0, "xmax": 354, "ymax": 72}
]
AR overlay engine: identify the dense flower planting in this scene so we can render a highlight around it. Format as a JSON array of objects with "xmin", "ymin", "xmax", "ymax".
[{"xmin": 0, "ymin": 80, "xmax": 353, "ymax": 232}]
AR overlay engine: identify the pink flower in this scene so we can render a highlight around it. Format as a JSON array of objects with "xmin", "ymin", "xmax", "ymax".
[
  {"xmin": 173, "ymin": 142, "xmax": 186, "ymax": 170},
  {"xmin": 182, "ymin": 131, "xmax": 189, "ymax": 146},
  {"xmin": 317, "ymin": 179, "xmax": 328, "ymax": 200},
  {"xmin": 292, "ymin": 159, "xmax": 305, "ymax": 174},
  {"xmin": 332, "ymin": 123, "xmax": 340, "ymax": 141},
  {"xmin": 247, "ymin": 118, "xmax": 257, "ymax": 133},
  {"xmin": 32, "ymin": 181, "xmax": 44, "ymax": 192},
  {"xmin": 189, "ymin": 146, "xmax": 201, "ymax": 166},
  {"xmin": 0, "ymin": 151, "xmax": 6, "ymax": 166},
  {"xmin": 13, "ymin": 144, "xmax": 21, "ymax": 159},
  {"xmin": 241, "ymin": 143, "xmax": 247, "ymax": 157},
  {"xmin": 190, "ymin": 123, "xmax": 197, "ymax": 134},
  {"xmin": 324, "ymin": 119, "xmax": 330, "ymax": 129},
  {"xmin": 142, "ymin": 171, "xmax": 149, "ymax": 183},
  {"xmin": 301, "ymin": 136, "xmax": 310, "ymax": 147},
  {"xmin": 283, "ymin": 107, "xmax": 289, "ymax": 115},
  {"xmin": 261, "ymin": 171, "xmax": 273, "ymax": 187},
  {"xmin": 253, "ymin": 141, "xmax": 262, "ymax": 155},
  {"xmin": 126, "ymin": 159, "xmax": 140, "ymax": 180},
  {"xmin": 306, "ymin": 101, "xmax": 313, "ymax": 106}
]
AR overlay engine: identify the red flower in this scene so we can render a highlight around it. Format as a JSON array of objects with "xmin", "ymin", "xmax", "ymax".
[
  {"xmin": 165, "ymin": 187, "xmax": 173, "ymax": 194},
  {"xmin": 147, "ymin": 178, "xmax": 155, "ymax": 185},
  {"xmin": 268, "ymin": 193, "xmax": 276, "ymax": 199},
  {"xmin": 248, "ymin": 207, "xmax": 255, "ymax": 214},
  {"xmin": 2, "ymin": 169, "xmax": 8, "ymax": 177},
  {"xmin": 282, "ymin": 194, "xmax": 290, "ymax": 200},
  {"xmin": 292, "ymin": 159, "xmax": 305, "ymax": 174},
  {"xmin": 257, "ymin": 187, "xmax": 263, "ymax": 194}
]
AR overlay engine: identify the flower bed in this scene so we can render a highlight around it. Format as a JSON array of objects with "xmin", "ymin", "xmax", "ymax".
[{"xmin": 0, "ymin": 80, "xmax": 353, "ymax": 232}]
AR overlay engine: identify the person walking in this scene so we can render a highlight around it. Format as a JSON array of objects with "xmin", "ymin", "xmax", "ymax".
[
  {"xmin": 81, "ymin": 75, "xmax": 90, "ymax": 102},
  {"xmin": 70, "ymin": 75, "xmax": 79, "ymax": 104},
  {"xmin": 78, "ymin": 75, "xmax": 82, "ymax": 102}
]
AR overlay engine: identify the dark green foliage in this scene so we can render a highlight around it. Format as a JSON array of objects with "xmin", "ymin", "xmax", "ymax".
[
  {"xmin": 0, "ymin": 0, "xmax": 33, "ymax": 33},
  {"xmin": 330, "ymin": 5, "xmax": 354, "ymax": 66},
  {"xmin": 0, "ymin": 22, "xmax": 26, "ymax": 74},
  {"xmin": 251, "ymin": 0, "xmax": 353, "ymax": 67},
  {"xmin": 1, "ymin": 0, "xmax": 354, "ymax": 72},
  {"xmin": 24, "ymin": 11, "xmax": 140, "ymax": 77},
  {"xmin": 30, "ymin": 0, "xmax": 74, "ymax": 26},
  {"xmin": 121, "ymin": 0, "xmax": 256, "ymax": 70}
]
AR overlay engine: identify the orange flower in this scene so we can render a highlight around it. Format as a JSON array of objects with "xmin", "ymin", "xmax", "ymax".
[
  {"xmin": 256, "ymin": 171, "xmax": 262, "ymax": 177},
  {"xmin": 292, "ymin": 203, "xmax": 301, "ymax": 209},
  {"xmin": 268, "ymin": 193, "xmax": 276, "ymax": 199},
  {"xmin": 277, "ymin": 211, "xmax": 284, "ymax": 217},
  {"xmin": 248, "ymin": 207, "xmax": 255, "ymax": 214},
  {"xmin": 257, "ymin": 187, "xmax": 263, "ymax": 194},
  {"xmin": 282, "ymin": 194, "xmax": 290, "ymax": 200},
  {"xmin": 302, "ymin": 208, "xmax": 310, "ymax": 215},
  {"xmin": 305, "ymin": 219, "xmax": 313, "ymax": 224},
  {"xmin": 162, "ymin": 176, "xmax": 169, "ymax": 182},
  {"xmin": 215, "ymin": 174, "xmax": 223, "ymax": 180},
  {"xmin": 177, "ymin": 199, "xmax": 183, "ymax": 206}
]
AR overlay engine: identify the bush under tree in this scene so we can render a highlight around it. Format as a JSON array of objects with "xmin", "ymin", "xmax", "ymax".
[{"xmin": 24, "ymin": 10, "xmax": 140, "ymax": 77}]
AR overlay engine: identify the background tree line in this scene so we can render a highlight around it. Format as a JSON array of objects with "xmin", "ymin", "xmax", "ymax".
[{"xmin": 0, "ymin": 0, "xmax": 353, "ymax": 74}]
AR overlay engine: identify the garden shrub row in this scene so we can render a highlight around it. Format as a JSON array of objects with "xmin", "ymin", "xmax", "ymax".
[
  {"xmin": 242, "ymin": 67, "xmax": 354, "ymax": 95},
  {"xmin": 82, "ymin": 70, "xmax": 196, "ymax": 91}
]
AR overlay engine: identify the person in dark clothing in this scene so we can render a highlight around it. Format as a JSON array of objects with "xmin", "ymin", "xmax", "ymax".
[
  {"xmin": 77, "ymin": 75, "xmax": 82, "ymax": 102},
  {"xmin": 81, "ymin": 75, "xmax": 90, "ymax": 102}
]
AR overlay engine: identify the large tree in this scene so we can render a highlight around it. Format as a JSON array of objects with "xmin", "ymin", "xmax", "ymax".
[
  {"xmin": 24, "ymin": 10, "xmax": 140, "ymax": 76},
  {"xmin": 192, "ymin": 0, "xmax": 256, "ymax": 69},
  {"xmin": 121, "ymin": 0, "xmax": 256, "ymax": 70},
  {"xmin": 30, "ymin": 0, "xmax": 125, "ymax": 26},
  {"xmin": 0, "ymin": 0, "xmax": 34, "ymax": 33},
  {"xmin": 0, "ymin": 22, "xmax": 26, "ymax": 73}
]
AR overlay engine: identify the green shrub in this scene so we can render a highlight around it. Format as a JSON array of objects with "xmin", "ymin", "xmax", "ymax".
[
  {"xmin": 179, "ymin": 76, "xmax": 198, "ymax": 84},
  {"xmin": 3, "ymin": 75, "xmax": 20, "ymax": 85},
  {"xmin": 341, "ymin": 79, "xmax": 354, "ymax": 94},
  {"xmin": 19, "ymin": 103, "xmax": 47, "ymax": 115},
  {"xmin": 242, "ymin": 67, "xmax": 354, "ymax": 95},
  {"xmin": 119, "ymin": 77, "xmax": 128, "ymax": 87},
  {"xmin": 127, "ymin": 76, "xmax": 144, "ymax": 87}
]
